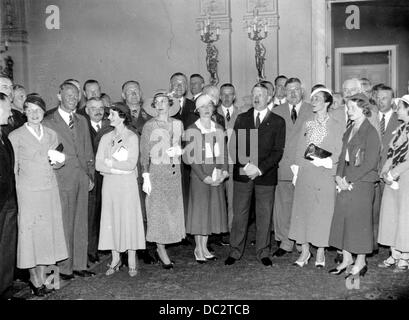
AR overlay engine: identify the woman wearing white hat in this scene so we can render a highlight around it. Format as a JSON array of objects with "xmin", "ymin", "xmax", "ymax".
[
  {"xmin": 378, "ymin": 94, "xmax": 409, "ymax": 272},
  {"xmin": 140, "ymin": 91, "xmax": 185, "ymax": 269},
  {"xmin": 184, "ymin": 94, "xmax": 229, "ymax": 263},
  {"xmin": 288, "ymin": 87, "xmax": 344, "ymax": 268}
]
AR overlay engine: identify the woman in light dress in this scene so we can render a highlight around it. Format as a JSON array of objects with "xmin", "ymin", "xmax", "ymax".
[{"xmin": 9, "ymin": 95, "xmax": 67, "ymax": 296}]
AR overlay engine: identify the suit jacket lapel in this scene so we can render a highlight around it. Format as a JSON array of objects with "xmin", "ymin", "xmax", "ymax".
[{"xmin": 52, "ymin": 111, "xmax": 76, "ymax": 147}]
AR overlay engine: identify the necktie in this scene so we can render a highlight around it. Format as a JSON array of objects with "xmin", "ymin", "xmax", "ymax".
[
  {"xmin": 131, "ymin": 109, "xmax": 139, "ymax": 118},
  {"xmin": 255, "ymin": 112, "xmax": 261, "ymax": 129},
  {"xmin": 291, "ymin": 105, "xmax": 297, "ymax": 124},
  {"xmin": 96, "ymin": 124, "xmax": 101, "ymax": 132},
  {"xmin": 68, "ymin": 114, "xmax": 74, "ymax": 130},
  {"xmin": 346, "ymin": 118, "xmax": 353, "ymax": 129},
  {"xmin": 380, "ymin": 114, "xmax": 385, "ymax": 135},
  {"xmin": 226, "ymin": 109, "xmax": 231, "ymax": 122}
]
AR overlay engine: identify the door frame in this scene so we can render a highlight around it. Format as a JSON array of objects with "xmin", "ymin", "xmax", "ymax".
[{"xmin": 334, "ymin": 45, "xmax": 398, "ymax": 92}]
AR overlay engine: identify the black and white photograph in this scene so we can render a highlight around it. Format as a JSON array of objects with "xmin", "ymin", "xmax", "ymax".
[{"xmin": 1, "ymin": 0, "xmax": 409, "ymax": 308}]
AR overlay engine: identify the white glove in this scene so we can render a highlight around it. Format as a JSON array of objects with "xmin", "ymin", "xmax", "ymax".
[
  {"xmin": 142, "ymin": 173, "xmax": 152, "ymax": 195},
  {"xmin": 310, "ymin": 156, "xmax": 333, "ymax": 169},
  {"xmin": 290, "ymin": 165, "xmax": 299, "ymax": 186},
  {"xmin": 387, "ymin": 171, "xmax": 400, "ymax": 190},
  {"xmin": 48, "ymin": 150, "xmax": 65, "ymax": 164}
]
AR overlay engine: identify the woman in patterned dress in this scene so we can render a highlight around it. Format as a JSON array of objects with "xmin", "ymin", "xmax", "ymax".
[
  {"xmin": 289, "ymin": 88, "xmax": 344, "ymax": 267},
  {"xmin": 140, "ymin": 91, "xmax": 185, "ymax": 269},
  {"xmin": 96, "ymin": 102, "xmax": 146, "ymax": 277},
  {"xmin": 378, "ymin": 95, "xmax": 409, "ymax": 271}
]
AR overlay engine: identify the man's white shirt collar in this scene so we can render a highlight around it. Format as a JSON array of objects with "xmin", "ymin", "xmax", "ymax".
[
  {"xmin": 288, "ymin": 101, "xmax": 302, "ymax": 115},
  {"xmin": 58, "ymin": 107, "xmax": 74, "ymax": 126},
  {"xmin": 221, "ymin": 105, "xmax": 234, "ymax": 118},
  {"xmin": 253, "ymin": 107, "xmax": 268, "ymax": 125},
  {"xmin": 274, "ymin": 97, "xmax": 286, "ymax": 105},
  {"xmin": 379, "ymin": 108, "xmax": 394, "ymax": 128},
  {"xmin": 90, "ymin": 120, "xmax": 102, "ymax": 132}
]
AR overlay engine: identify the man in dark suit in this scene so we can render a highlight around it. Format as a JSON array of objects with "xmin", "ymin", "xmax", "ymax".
[
  {"xmin": 84, "ymin": 97, "xmax": 112, "ymax": 263},
  {"xmin": 272, "ymin": 75, "xmax": 288, "ymax": 107},
  {"xmin": 43, "ymin": 82, "xmax": 95, "ymax": 280},
  {"xmin": 225, "ymin": 83, "xmax": 286, "ymax": 266},
  {"xmin": 0, "ymin": 93, "xmax": 18, "ymax": 299},
  {"xmin": 271, "ymin": 78, "xmax": 313, "ymax": 258},
  {"xmin": 373, "ymin": 85, "xmax": 400, "ymax": 253},
  {"xmin": 169, "ymin": 73, "xmax": 196, "ymax": 240}
]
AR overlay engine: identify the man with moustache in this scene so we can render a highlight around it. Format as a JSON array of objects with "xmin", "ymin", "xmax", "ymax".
[
  {"xmin": 272, "ymin": 78, "xmax": 314, "ymax": 258},
  {"xmin": 225, "ymin": 83, "xmax": 285, "ymax": 266},
  {"xmin": 43, "ymin": 82, "xmax": 95, "ymax": 280},
  {"xmin": 373, "ymin": 85, "xmax": 400, "ymax": 254},
  {"xmin": 84, "ymin": 97, "xmax": 112, "ymax": 264},
  {"xmin": 0, "ymin": 92, "xmax": 18, "ymax": 299}
]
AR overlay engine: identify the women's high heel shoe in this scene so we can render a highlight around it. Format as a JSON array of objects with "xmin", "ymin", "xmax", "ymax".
[
  {"xmin": 155, "ymin": 250, "xmax": 174, "ymax": 269},
  {"xmin": 128, "ymin": 267, "xmax": 138, "ymax": 277},
  {"xmin": 293, "ymin": 252, "xmax": 312, "ymax": 267},
  {"xmin": 105, "ymin": 260, "xmax": 122, "ymax": 276},
  {"xmin": 194, "ymin": 249, "xmax": 207, "ymax": 264},
  {"xmin": 329, "ymin": 261, "xmax": 354, "ymax": 275},
  {"xmin": 315, "ymin": 257, "xmax": 326, "ymax": 269},
  {"xmin": 345, "ymin": 264, "xmax": 368, "ymax": 279},
  {"xmin": 28, "ymin": 281, "xmax": 46, "ymax": 297}
]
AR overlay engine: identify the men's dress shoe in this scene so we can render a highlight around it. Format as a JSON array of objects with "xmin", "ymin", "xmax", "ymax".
[
  {"xmin": 181, "ymin": 238, "xmax": 192, "ymax": 246},
  {"xmin": 88, "ymin": 254, "xmax": 100, "ymax": 264},
  {"xmin": 60, "ymin": 273, "xmax": 75, "ymax": 281},
  {"xmin": 73, "ymin": 270, "xmax": 95, "ymax": 277},
  {"xmin": 272, "ymin": 248, "xmax": 289, "ymax": 257},
  {"xmin": 261, "ymin": 257, "xmax": 273, "ymax": 266},
  {"xmin": 141, "ymin": 250, "xmax": 157, "ymax": 264},
  {"xmin": 224, "ymin": 257, "xmax": 237, "ymax": 265}
]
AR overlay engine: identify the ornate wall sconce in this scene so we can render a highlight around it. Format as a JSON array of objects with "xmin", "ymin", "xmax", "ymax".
[
  {"xmin": 0, "ymin": 0, "xmax": 16, "ymax": 80},
  {"xmin": 246, "ymin": 8, "xmax": 268, "ymax": 81},
  {"xmin": 200, "ymin": 15, "xmax": 220, "ymax": 85}
]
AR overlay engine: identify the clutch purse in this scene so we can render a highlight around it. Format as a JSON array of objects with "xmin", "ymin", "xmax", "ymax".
[
  {"xmin": 304, "ymin": 143, "xmax": 332, "ymax": 160},
  {"xmin": 55, "ymin": 143, "xmax": 64, "ymax": 152}
]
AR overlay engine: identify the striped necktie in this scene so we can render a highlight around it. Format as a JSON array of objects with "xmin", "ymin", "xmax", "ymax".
[
  {"xmin": 255, "ymin": 112, "xmax": 261, "ymax": 128},
  {"xmin": 226, "ymin": 109, "xmax": 231, "ymax": 122},
  {"xmin": 346, "ymin": 119, "xmax": 353, "ymax": 129},
  {"xmin": 291, "ymin": 105, "xmax": 297, "ymax": 124},
  {"xmin": 380, "ymin": 114, "xmax": 385, "ymax": 136},
  {"xmin": 68, "ymin": 114, "xmax": 74, "ymax": 130}
]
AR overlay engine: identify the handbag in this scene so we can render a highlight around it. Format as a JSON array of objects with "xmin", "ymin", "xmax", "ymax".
[{"xmin": 304, "ymin": 143, "xmax": 332, "ymax": 160}]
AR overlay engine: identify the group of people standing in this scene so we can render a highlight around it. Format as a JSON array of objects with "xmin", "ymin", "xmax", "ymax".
[{"xmin": 0, "ymin": 71, "xmax": 408, "ymax": 299}]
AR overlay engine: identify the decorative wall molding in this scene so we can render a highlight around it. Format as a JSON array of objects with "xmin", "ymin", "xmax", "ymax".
[
  {"xmin": 196, "ymin": 0, "xmax": 231, "ymax": 31},
  {"xmin": 243, "ymin": 0, "xmax": 279, "ymax": 31}
]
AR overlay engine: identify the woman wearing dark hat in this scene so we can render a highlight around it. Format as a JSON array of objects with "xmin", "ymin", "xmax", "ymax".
[
  {"xmin": 328, "ymin": 93, "xmax": 381, "ymax": 278},
  {"xmin": 140, "ymin": 90, "xmax": 185, "ymax": 269},
  {"xmin": 184, "ymin": 94, "xmax": 229, "ymax": 263},
  {"xmin": 288, "ymin": 87, "xmax": 344, "ymax": 268},
  {"xmin": 378, "ymin": 95, "xmax": 409, "ymax": 271},
  {"xmin": 9, "ymin": 95, "xmax": 68, "ymax": 296},
  {"xmin": 96, "ymin": 102, "xmax": 145, "ymax": 277}
]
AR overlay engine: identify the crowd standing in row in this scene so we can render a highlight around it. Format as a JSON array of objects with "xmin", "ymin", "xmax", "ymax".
[{"xmin": 0, "ymin": 73, "xmax": 409, "ymax": 299}]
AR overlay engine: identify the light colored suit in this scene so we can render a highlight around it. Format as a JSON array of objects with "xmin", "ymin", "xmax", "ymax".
[
  {"xmin": 217, "ymin": 105, "xmax": 241, "ymax": 231},
  {"xmin": 272, "ymin": 101, "xmax": 313, "ymax": 251},
  {"xmin": 43, "ymin": 109, "xmax": 94, "ymax": 274}
]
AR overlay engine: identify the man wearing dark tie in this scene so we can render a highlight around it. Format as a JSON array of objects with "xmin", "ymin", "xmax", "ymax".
[
  {"xmin": 84, "ymin": 97, "xmax": 112, "ymax": 264},
  {"xmin": 225, "ymin": 83, "xmax": 285, "ymax": 266},
  {"xmin": 0, "ymin": 92, "xmax": 18, "ymax": 299},
  {"xmin": 373, "ymin": 85, "xmax": 400, "ymax": 253},
  {"xmin": 169, "ymin": 73, "xmax": 196, "ymax": 236},
  {"xmin": 217, "ymin": 83, "xmax": 241, "ymax": 236},
  {"xmin": 272, "ymin": 78, "xmax": 313, "ymax": 258},
  {"xmin": 43, "ymin": 82, "xmax": 95, "ymax": 280}
]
